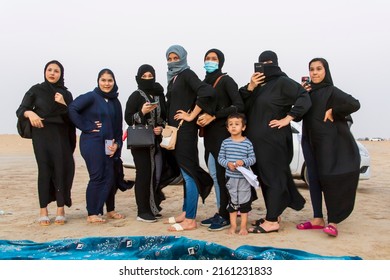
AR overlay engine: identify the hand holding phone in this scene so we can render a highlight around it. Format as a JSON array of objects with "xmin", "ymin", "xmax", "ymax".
[
  {"xmin": 105, "ymin": 139, "xmax": 113, "ymax": 155},
  {"xmin": 148, "ymin": 101, "xmax": 159, "ymax": 106},
  {"xmin": 301, "ymin": 76, "xmax": 310, "ymax": 84},
  {"xmin": 254, "ymin": 63, "xmax": 264, "ymax": 74}
]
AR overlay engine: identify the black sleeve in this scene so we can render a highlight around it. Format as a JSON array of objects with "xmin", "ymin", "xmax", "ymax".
[
  {"xmin": 282, "ymin": 78, "xmax": 312, "ymax": 120},
  {"xmin": 185, "ymin": 70, "xmax": 216, "ymax": 114},
  {"xmin": 124, "ymin": 91, "xmax": 146, "ymax": 126},
  {"xmin": 215, "ymin": 76, "xmax": 244, "ymax": 119},
  {"xmin": 329, "ymin": 87, "xmax": 360, "ymax": 120}
]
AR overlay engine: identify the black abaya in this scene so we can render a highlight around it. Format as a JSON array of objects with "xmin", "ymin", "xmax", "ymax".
[{"xmin": 240, "ymin": 76, "xmax": 311, "ymax": 220}]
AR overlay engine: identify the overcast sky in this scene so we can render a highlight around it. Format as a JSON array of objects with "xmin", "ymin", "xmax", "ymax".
[{"xmin": 1, "ymin": 0, "xmax": 389, "ymax": 138}]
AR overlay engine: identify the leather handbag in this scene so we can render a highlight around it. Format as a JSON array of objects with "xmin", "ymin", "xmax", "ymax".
[
  {"xmin": 17, "ymin": 117, "xmax": 32, "ymax": 139},
  {"xmin": 160, "ymin": 120, "xmax": 184, "ymax": 150},
  {"xmin": 127, "ymin": 124, "xmax": 155, "ymax": 149}
]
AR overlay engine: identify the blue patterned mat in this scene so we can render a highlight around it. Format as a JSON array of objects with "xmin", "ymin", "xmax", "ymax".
[{"xmin": 0, "ymin": 236, "xmax": 361, "ymax": 260}]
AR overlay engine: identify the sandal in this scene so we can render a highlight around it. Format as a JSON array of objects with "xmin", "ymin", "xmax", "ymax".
[
  {"xmin": 107, "ymin": 212, "xmax": 125, "ymax": 219},
  {"xmin": 323, "ymin": 225, "xmax": 338, "ymax": 237},
  {"xmin": 251, "ymin": 217, "xmax": 281, "ymax": 227},
  {"xmin": 87, "ymin": 215, "xmax": 106, "ymax": 224},
  {"xmin": 296, "ymin": 221, "xmax": 324, "ymax": 230},
  {"xmin": 248, "ymin": 225, "xmax": 279, "ymax": 234},
  {"xmin": 38, "ymin": 216, "xmax": 51, "ymax": 226},
  {"xmin": 54, "ymin": 216, "xmax": 66, "ymax": 225}
]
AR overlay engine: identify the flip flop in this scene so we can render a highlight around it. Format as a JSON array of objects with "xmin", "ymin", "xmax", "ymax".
[
  {"xmin": 163, "ymin": 216, "xmax": 177, "ymax": 224},
  {"xmin": 323, "ymin": 225, "xmax": 338, "ymax": 237},
  {"xmin": 54, "ymin": 216, "xmax": 66, "ymax": 225},
  {"xmin": 87, "ymin": 215, "xmax": 106, "ymax": 224},
  {"xmin": 296, "ymin": 221, "xmax": 324, "ymax": 230},
  {"xmin": 168, "ymin": 223, "xmax": 184, "ymax": 232},
  {"xmin": 248, "ymin": 225, "xmax": 279, "ymax": 234},
  {"xmin": 38, "ymin": 216, "xmax": 51, "ymax": 226},
  {"xmin": 107, "ymin": 212, "xmax": 125, "ymax": 219}
]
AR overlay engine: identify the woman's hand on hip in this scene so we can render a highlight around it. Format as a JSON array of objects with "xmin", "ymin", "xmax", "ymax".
[{"xmin": 269, "ymin": 115, "xmax": 294, "ymax": 129}]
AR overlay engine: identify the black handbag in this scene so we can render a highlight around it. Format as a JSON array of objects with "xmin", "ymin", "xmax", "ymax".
[
  {"xmin": 17, "ymin": 117, "xmax": 32, "ymax": 139},
  {"xmin": 127, "ymin": 124, "xmax": 155, "ymax": 149}
]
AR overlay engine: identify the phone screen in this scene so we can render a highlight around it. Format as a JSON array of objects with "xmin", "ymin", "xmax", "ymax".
[{"xmin": 301, "ymin": 76, "xmax": 310, "ymax": 84}]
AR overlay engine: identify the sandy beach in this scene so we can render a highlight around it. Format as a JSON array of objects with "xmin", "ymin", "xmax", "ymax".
[{"xmin": 0, "ymin": 135, "xmax": 389, "ymax": 260}]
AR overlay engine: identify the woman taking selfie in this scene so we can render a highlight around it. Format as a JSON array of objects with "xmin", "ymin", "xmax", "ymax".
[{"xmin": 296, "ymin": 58, "xmax": 360, "ymax": 237}]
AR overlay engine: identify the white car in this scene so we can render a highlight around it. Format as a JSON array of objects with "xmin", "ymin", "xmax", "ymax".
[{"xmin": 122, "ymin": 122, "xmax": 371, "ymax": 185}]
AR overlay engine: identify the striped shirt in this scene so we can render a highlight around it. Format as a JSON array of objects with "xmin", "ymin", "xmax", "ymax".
[{"xmin": 218, "ymin": 137, "xmax": 256, "ymax": 179}]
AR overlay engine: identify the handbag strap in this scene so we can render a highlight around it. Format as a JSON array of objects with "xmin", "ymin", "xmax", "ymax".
[
  {"xmin": 175, "ymin": 109, "xmax": 190, "ymax": 130},
  {"xmin": 213, "ymin": 75, "xmax": 226, "ymax": 88}
]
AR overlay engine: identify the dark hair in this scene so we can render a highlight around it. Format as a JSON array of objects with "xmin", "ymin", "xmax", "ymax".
[{"xmin": 226, "ymin": 112, "xmax": 247, "ymax": 126}]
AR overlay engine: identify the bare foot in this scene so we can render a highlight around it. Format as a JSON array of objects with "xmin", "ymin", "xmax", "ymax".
[
  {"xmin": 168, "ymin": 218, "xmax": 197, "ymax": 231},
  {"xmin": 239, "ymin": 228, "xmax": 248, "ymax": 235},
  {"xmin": 163, "ymin": 212, "xmax": 186, "ymax": 224},
  {"xmin": 310, "ymin": 218, "xmax": 325, "ymax": 227},
  {"xmin": 228, "ymin": 226, "xmax": 237, "ymax": 235}
]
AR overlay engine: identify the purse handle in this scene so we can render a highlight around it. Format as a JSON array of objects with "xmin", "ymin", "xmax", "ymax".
[{"xmin": 213, "ymin": 74, "xmax": 226, "ymax": 88}]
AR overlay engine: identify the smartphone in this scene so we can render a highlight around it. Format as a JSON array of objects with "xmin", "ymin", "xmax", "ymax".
[
  {"xmin": 105, "ymin": 139, "xmax": 113, "ymax": 155},
  {"xmin": 301, "ymin": 76, "xmax": 310, "ymax": 84},
  {"xmin": 148, "ymin": 101, "xmax": 159, "ymax": 106},
  {"xmin": 254, "ymin": 62, "xmax": 264, "ymax": 74}
]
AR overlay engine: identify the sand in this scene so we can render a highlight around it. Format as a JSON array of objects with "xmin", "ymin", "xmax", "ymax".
[{"xmin": 0, "ymin": 135, "xmax": 389, "ymax": 259}]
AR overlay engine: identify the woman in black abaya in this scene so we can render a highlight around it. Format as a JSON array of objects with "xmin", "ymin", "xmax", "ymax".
[
  {"xmin": 164, "ymin": 45, "xmax": 215, "ymax": 231},
  {"xmin": 239, "ymin": 51, "xmax": 311, "ymax": 233},
  {"xmin": 296, "ymin": 58, "xmax": 360, "ymax": 237},
  {"xmin": 16, "ymin": 60, "xmax": 76, "ymax": 226}
]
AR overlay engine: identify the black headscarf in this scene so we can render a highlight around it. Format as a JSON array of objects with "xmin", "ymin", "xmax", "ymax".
[
  {"xmin": 95, "ymin": 68, "xmax": 119, "ymax": 99},
  {"xmin": 203, "ymin": 48, "xmax": 226, "ymax": 85},
  {"xmin": 308, "ymin": 58, "xmax": 334, "ymax": 91},
  {"xmin": 258, "ymin": 50, "xmax": 287, "ymax": 83},
  {"xmin": 44, "ymin": 60, "xmax": 67, "ymax": 90},
  {"xmin": 135, "ymin": 64, "xmax": 164, "ymax": 96}
]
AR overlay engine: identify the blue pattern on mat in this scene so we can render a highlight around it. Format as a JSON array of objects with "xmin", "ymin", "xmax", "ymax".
[{"xmin": 0, "ymin": 236, "xmax": 361, "ymax": 260}]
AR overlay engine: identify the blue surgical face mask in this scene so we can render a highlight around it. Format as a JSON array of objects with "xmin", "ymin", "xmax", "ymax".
[{"xmin": 204, "ymin": 61, "xmax": 219, "ymax": 73}]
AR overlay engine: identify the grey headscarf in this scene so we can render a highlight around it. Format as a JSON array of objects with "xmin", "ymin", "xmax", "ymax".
[{"xmin": 166, "ymin": 45, "xmax": 190, "ymax": 82}]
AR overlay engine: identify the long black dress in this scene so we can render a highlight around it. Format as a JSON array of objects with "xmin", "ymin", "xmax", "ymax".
[
  {"xmin": 240, "ymin": 76, "xmax": 311, "ymax": 221},
  {"xmin": 303, "ymin": 86, "xmax": 360, "ymax": 223},
  {"xmin": 166, "ymin": 69, "xmax": 214, "ymax": 202},
  {"xmin": 16, "ymin": 82, "xmax": 76, "ymax": 208},
  {"xmin": 202, "ymin": 73, "xmax": 244, "ymax": 219},
  {"xmin": 125, "ymin": 86, "xmax": 168, "ymax": 216}
]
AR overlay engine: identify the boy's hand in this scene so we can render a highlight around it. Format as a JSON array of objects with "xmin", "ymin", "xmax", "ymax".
[{"xmin": 228, "ymin": 162, "xmax": 236, "ymax": 171}]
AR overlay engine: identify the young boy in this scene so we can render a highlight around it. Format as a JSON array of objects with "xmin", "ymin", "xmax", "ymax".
[{"xmin": 218, "ymin": 113, "xmax": 256, "ymax": 235}]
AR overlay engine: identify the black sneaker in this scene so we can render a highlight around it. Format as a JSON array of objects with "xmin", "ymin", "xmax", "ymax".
[
  {"xmin": 200, "ymin": 213, "xmax": 220, "ymax": 227},
  {"xmin": 137, "ymin": 213, "xmax": 157, "ymax": 223},
  {"xmin": 208, "ymin": 216, "xmax": 230, "ymax": 231}
]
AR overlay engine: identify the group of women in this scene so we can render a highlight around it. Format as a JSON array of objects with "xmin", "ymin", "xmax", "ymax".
[{"xmin": 17, "ymin": 46, "xmax": 361, "ymax": 237}]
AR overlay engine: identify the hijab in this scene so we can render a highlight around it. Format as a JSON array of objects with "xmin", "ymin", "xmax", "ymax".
[
  {"xmin": 258, "ymin": 50, "xmax": 287, "ymax": 83},
  {"xmin": 308, "ymin": 58, "xmax": 334, "ymax": 91},
  {"xmin": 44, "ymin": 60, "xmax": 67, "ymax": 90},
  {"xmin": 166, "ymin": 45, "xmax": 190, "ymax": 82},
  {"xmin": 135, "ymin": 64, "xmax": 163, "ymax": 96},
  {"xmin": 94, "ymin": 68, "xmax": 119, "ymax": 100},
  {"xmin": 203, "ymin": 48, "xmax": 226, "ymax": 85}
]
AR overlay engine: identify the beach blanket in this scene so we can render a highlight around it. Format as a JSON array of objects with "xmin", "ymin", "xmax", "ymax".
[{"xmin": 0, "ymin": 236, "xmax": 361, "ymax": 260}]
